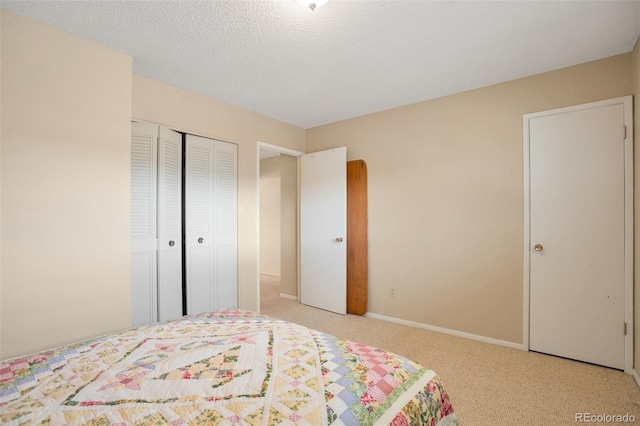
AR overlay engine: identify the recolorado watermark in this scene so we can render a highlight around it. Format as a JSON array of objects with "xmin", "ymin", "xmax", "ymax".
[{"xmin": 575, "ymin": 413, "xmax": 636, "ymax": 423}]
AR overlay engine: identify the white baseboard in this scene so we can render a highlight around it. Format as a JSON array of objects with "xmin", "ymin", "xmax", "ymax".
[
  {"xmin": 632, "ymin": 369, "xmax": 640, "ymax": 390},
  {"xmin": 279, "ymin": 293, "xmax": 298, "ymax": 301},
  {"xmin": 364, "ymin": 312, "xmax": 525, "ymax": 351}
]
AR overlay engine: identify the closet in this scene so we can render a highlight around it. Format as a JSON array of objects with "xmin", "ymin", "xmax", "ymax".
[{"xmin": 130, "ymin": 122, "xmax": 238, "ymax": 327}]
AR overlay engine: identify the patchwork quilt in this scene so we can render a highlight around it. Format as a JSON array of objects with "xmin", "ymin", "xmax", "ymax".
[{"xmin": 0, "ymin": 310, "xmax": 458, "ymax": 425}]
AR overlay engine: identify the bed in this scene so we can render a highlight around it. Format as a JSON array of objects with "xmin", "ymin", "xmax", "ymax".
[{"xmin": 1, "ymin": 310, "xmax": 458, "ymax": 425}]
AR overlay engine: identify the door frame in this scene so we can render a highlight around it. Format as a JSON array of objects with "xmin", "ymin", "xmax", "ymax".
[
  {"xmin": 256, "ymin": 142, "xmax": 304, "ymax": 312},
  {"xmin": 522, "ymin": 96, "xmax": 633, "ymax": 373}
]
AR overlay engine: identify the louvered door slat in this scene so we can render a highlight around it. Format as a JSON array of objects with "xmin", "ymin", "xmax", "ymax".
[{"xmin": 131, "ymin": 136, "xmax": 155, "ymax": 239}]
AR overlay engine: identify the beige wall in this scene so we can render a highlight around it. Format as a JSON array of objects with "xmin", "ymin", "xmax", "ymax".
[
  {"xmin": 260, "ymin": 157, "xmax": 281, "ymax": 276},
  {"xmin": 307, "ymin": 54, "xmax": 633, "ymax": 344},
  {"xmin": 0, "ymin": 10, "xmax": 304, "ymax": 359},
  {"xmin": 1, "ymin": 11, "xmax": 132, "ymax": 358},
  {"xmin": 633, "ymin": 37, "xmax": 640, "ymax": 376},
  {"xmin": 280, "ymin": 154, "xmax": 298, "ymax": 297},
  {"xmin": 132, "ymin": 75, "xmax": 305, "ymax": 313}
]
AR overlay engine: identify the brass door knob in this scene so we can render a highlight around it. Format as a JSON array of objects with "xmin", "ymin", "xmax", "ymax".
[{"xmin": 534, "ymin": 244, "xmax": 543, "ymax": 252}]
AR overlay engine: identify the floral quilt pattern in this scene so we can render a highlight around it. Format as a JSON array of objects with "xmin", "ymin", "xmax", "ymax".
[{"xmin": 0, "ymin": 310, "xmax": 457, "ymax": 425}]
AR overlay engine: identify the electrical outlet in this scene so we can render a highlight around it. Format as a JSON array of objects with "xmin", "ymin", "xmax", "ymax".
[{"xmin": 389, "ymin": 288, "xmax": 396, "ymax": 297}]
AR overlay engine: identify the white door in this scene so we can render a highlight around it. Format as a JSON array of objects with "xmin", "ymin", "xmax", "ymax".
[
  {"xmin": 527, "ymin": 99, "xmax": 630, "ymax": 370},
  {"xmin": 213, "ymin": 140, "xmax": 238, "ymax": 310},
  {"xmin": 185, "ymin": 135, "xmax": 238, "ymax": 315},
  {"xmin": 157, "ymin": 126, "xmax": 183, "ymax": 322},
  {"xmin": 131, "ymin": 122, "xmax": 158, "ymax": 327},
  {"xmin": 185, "ymin": 134, "xmax": 215, "ymax": 315},
  {"xmin": 300, "ymin": 147, "xmax": 347, "ymax": 314}
]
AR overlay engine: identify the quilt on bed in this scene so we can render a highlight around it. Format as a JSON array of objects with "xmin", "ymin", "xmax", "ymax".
[{"xmin": 0, "ymin": 310, "xmax": 458, "ymax": 425}]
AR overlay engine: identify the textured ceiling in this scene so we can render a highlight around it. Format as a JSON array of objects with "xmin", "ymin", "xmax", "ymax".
[{"xmin": 3, "ymin": 1, "xmax": 640, "ymax": 129}]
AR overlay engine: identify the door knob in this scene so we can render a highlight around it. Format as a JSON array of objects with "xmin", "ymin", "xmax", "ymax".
[
  {"xmin": 198, "ymin": 237, "xmax": 204, "ymax": 244},
  {"xmin": 169, "ymin": 240, "xmax": 175, "ymax": 247},
  {"xmin": 534, "ymin": 244, "xmax": 543, "ymax": 252},
  {"xmin": 335, "ymin": 237, "xmax": 343, "ymax": 242}
]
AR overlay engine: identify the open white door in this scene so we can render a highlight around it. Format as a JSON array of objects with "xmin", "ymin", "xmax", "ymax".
[{"xmin": 300, "ymin": 147, "xmax": 347, "ymax": 314}]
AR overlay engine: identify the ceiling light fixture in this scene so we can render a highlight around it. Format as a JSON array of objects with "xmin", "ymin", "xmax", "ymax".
[{"xmin": 297, "ymin": 0, "xmax": 329, "ymax": 11}]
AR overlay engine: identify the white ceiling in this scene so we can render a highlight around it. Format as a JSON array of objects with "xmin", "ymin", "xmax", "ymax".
[{"xmin": 3, "ymin": 1, "xmax": 640, "ymax": 129}]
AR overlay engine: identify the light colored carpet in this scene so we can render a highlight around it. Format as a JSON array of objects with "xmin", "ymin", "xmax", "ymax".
[{"xmin": 260, "ymin": 274, "xmax": 640, "ymax": 425}]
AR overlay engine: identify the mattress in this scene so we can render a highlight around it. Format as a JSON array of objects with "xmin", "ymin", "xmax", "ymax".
[{"xmin": 0, "ymin": 310, "xmax": 458, "ymax": 425}]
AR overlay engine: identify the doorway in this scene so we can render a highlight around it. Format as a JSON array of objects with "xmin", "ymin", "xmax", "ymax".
[{"xmin": 257, "ymin": 143, "xmax": 302, "ymax": 312}]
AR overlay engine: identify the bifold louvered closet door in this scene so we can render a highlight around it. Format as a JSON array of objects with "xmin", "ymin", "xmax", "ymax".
[
  {"xmin": 131, "ymin": 122, "xmax": 183, "ymax": 326},
  {"xmin": 130, "ymin": 123, "xmax": 237, "ymax": 326},
  {"xmin": 185, "ymin": 134, "xmax": 238, "ymax": 315}
]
